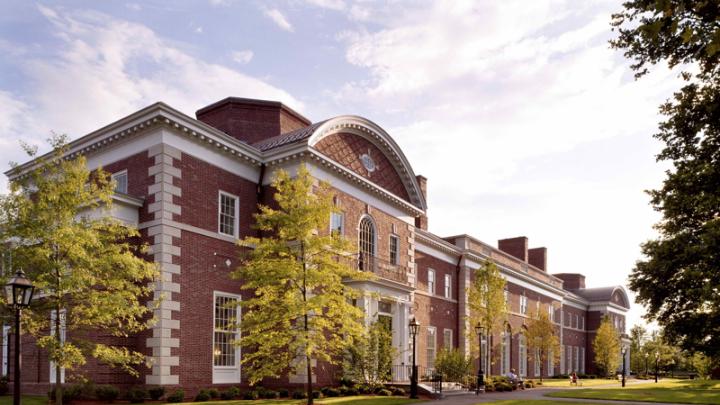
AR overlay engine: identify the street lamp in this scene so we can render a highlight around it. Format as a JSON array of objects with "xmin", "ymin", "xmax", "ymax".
[
  {"xmin": 5, "ymin": 270, "xmax": 35, "ymax": 405},
  {"xmin": 475, "ymin": 324, "xmax": 484, "ymax": 395},
  {"xmin": 408, "ymin": 318, "xmax": 420, "ymax": 399},
  {"xmin": 654, "ymin": 351, "xmax": 659, "ymax": 383},
  {"xmin": 621, "ymin": 346, "xmax": 627, "ymax": 388}
]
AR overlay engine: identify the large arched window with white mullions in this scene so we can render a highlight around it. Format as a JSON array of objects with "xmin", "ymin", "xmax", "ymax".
[{"xmin": 358, "ymin": 216, "xmax": 376, "ymax": 271}]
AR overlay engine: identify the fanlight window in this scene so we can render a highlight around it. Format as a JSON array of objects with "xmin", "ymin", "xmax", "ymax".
[{"xmin": 358, "ymin": 217, "xmax": 375, "ymax": 271}]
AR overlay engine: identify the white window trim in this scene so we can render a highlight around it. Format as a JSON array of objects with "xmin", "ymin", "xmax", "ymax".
[
  {"xmin": 389, "ymin": 234, "xmax": 399, "ymax": 265},
  {"xmin": 212, "ymin": 291, "xmax": 241, "ymax": 384},
  {"xmin": 111, "ymin": 170, "xmax": 128, "ymax": 194},
  {"xmin": 426, "ymin": 326, "xmax": 437, "ymax": 369},
  {"xmin": 520, "ymin": 295, "xmax": 528, "ymax": 315},
  {"xmin": 427, "ymin": 269, "xmax": 435, "ymax": 295},
  {"xmin": 49, "ymin": 309, "xmax": 66, "ymax": 384},
  {"xmin": 329, "ymin": 211, "xmax": 344, "ymax": 236},
  {"xmin": 444, "ymin": 274, "xmax": 452, "ymax": 299},
  {"xmin": 443, "ymin": 328, "xmax": 453, "ymax": 349},
  {"xmin": 519, "ymin": 334, "xmax": 527, "ymax": 377},
  {"xmin": 218, "ymin": 191, "xmax": 239, "ymax": 238}
]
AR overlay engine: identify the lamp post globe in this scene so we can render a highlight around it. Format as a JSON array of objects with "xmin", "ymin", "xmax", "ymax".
[
  {"xmin": 620, "ymin": 346, "xmax": 627, "ymax": 388},
  {"xmin": 408, "ymin": 318, "xmax": 420, "ymax": 399},
  {"xmin": 474, "ymin": 324, "xmax": 484, "ymax": 394},
  {"xmin": 5, "ymin": 269, "xmax": 35, "ymax": 405}
]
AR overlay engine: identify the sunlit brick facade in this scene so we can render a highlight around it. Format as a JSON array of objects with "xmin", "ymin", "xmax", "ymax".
[{"xmin": 5, "ymin": 97, "xmax": 630, "ymax": 394}]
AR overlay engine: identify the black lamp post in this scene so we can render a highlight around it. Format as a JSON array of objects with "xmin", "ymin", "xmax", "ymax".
[
  {"xmin": 475, "ymin": 324, "xmax": 484, "ymax": 395},
  {"xmin": 654, "ymin": 351, "xmax": 659, "ymax": 383},
  {"xmin": 408, "ymin": 318, "xmax": 419, "ymax": 399},
  {"xmin": 5, "ymin": 270, "xmax": 35, "ymax": 405},
  {"xmin": 621, "ymin": 346, "xmax": 627, "ymax": 388}
]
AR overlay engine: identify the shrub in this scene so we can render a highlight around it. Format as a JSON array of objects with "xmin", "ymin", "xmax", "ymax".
[
  {"xmin": 390, "ymin": 387, "xmax": 405, "ymax": 396},
  {"xmin": 194, "ymin": 392, "xmax": 210, "ymax": 402},
  {"xmin": 261, "ymin": 390, "xmax": 279, "ymax": 399},
  {"xmin": 345, "ymin": 386, "xmax": 359, "ymax": 396},
  {"xmin": 377, "ymin": 389, "xmax": 392, "ymax": 396},
  {"xmin": 207, "ymin": 388, "xmax": 220, "ymax": 399},
  {"xmin": 291, "ymin": 390, "xmax": 307, "ymax": 399},
  {"xmin": 326, "ymin": 388, "xmax": 340, "ymax": 397},
  {"xmin": 312, "ymin": 390, "xmax": 321, "ymax": 399},
  {"xmin": 0, "ymin": 377, "xmax": 8, "ymax": 396},
  {"xmin": 484, "ymin": 380, "xmax": 495, "ymax": 392},
  {"xmin": 127, "ymin": 387, "xmax": 147, "ymax": 404},
  {"xmin": 148, "ymin": 387, "xmax": 165, "ymax": 401},
  {"xmin": 242, "ymin": 390, "xmax": 258, "ymax": 400},
  {"xmin": 220, "ymin": 387, "xmax": 240, "ymax": 400},
  {"xmin": 96, "ymin": 385, "xmax": 120, "ymax": 403},
  {"xmin": 166, "ymin": 390, "xmax": 185, "ymax": 403},
  {"xmin": 495, "ymin": 382, "xmax": 512, "ymax": 392},
  {"xmin": 338, "ymin": 377, "xmax": 355, "ymax": 387},
  {"xmin": 48, "ymin": 385, "xmax": 84, "ymax": 403},
  {"xmin": 278, "ymin": 388, "xmax": 289, "ymax": 398},
  {"xmin": 435, "ymin": 348, "xmax": 472, "ymax": 382},
  {"xmin": 535, "ymin": 381, "xmax": 543, "ymax": 386}
]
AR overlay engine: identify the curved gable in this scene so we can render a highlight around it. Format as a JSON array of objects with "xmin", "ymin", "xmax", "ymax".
[
  {"xmin": 611, "ymin": 287, "xmax": 630, "ymax": 309},
  {"xmin": 308, "ymin": 116, "xmax": 427, "ymax": 211},
  {"xmin": 314, "ymin": 133, "xmax": 411, "ymax": 202}
]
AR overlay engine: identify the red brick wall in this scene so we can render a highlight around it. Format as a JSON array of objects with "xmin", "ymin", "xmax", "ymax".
[{"xmin": 314, "ymin": 134, "xmax": 411, "ymax": 202}]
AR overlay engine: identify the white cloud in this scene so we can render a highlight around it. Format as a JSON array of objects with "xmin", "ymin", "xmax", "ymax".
[
  {"xmin": 304, "ymin": 0, "xmax": 345, "ymax": 11},
  {"xmin": 209, "ymin": 0, "xmax": 230, "ymax": 5},
  {"xmin": 231, "ymin": 50, "xmax": 254, "ymax": 64},
  {"xmin": 0, "ymin": 5, "xmax": 302, "ymax": 191},
  {"xmin": 263, "ymin": 8, "xmax": 294, "ymax": 32},
  {"xmin": 330, "ymin": 0, "xmax": 678, "ymax": 330}
]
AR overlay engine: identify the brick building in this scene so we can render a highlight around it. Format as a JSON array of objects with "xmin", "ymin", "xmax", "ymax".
[{"xmin": 4, "ymin": 97, "xmax": 630, "ymax": 393}]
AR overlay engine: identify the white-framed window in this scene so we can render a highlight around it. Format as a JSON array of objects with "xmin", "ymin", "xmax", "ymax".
[
  {"xmin": 566, "ymin": 345, "xmax": 572, "ymax": 373},
  {"xmin": 560, "ymin": 345, "xmax": 565, "ymax": 374},
  {"xmin": 534, "ymin": 348, "xmax": 541, "ymax": 377},
  {"xmin": 218, "ymin": 191, "xmax": 239, "ymax": 237},
  {"xmin": 573, "ymin": 346, "xmax": 579, "ymax": 373},
  {"xmin": 213, "ymin": 292, "xmax": 241, "ymax": 383},
  {"xmin": 49, "ymin": 310, "xmax": 66, "ymax": 383},
  {"xmin": 358, "ymin": 216, "xmax": 376, "ymax": 271},
  {"xmin": 504, "ymin": 289, "xmax": 509, "ymax": 304},
  {"xmin": 580, "ymin": 347, "xmax": 586, "ymax": 373},
  {"xmin": 580, "ymin": 316, "xmax": 585, "ymax": 330},
  {"xmin": 520, "ymin": 295, "xmax": 528, "ymax": 315},
  {"xmin": 519, "ymin": 334, "xmax": 527, "ymax": 377},
  {"xmin": 548, "ymin": 305, "xmax": 554, "ymax": 322},
  {"xmin": 548, "ymin": 349, "xmax": 554, "ymax": 376},
  {"xmin": 426, "ymin": 327, "xmax": 437, "ymax": 369},
  {"xmin": 389, "ymin": 234, "xmax": 399, "ymax": 265},
  {"xmin": 330, "ymin": 212, "xmax": 344, "ymax": 236},
  {"xmin": 501, "ymin": 328, "xmax": 511, "ymax": 375},
  {"xmin": 111, "ymin": 170, "xmax": 128, "ymax": 194},
  {"xmin": 444, "ymin": 274, "xmax": 451, "ymax": 298},
  {"xmin": 443, "ymin": 328, "xmax": 453, "ymax": 349},
  {"xmin": 574, "ymin": 314, "xmax": 579, "ymax": 329},
  {"xmin": 427, "ymin": 269, "xmax": 435, "ymax": 295}
]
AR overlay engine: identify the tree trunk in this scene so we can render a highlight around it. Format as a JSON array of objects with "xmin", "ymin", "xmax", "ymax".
[
  {"xmin": 306, "ymin": 352, "xmax": 313, "ymax": 405},
  {"xmin": 54, "ymin": 307, "xmax": 62, "ymax": 405}
]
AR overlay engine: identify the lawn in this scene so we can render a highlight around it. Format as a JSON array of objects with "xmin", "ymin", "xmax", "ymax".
[
  {"xmin": 535, "ymin": 378, "xmax": 619, "ymax": 387},
  {"xmin": 0, "ymin": 396, "xmax": 424, "ymax": 405},
  {"xmin": 546, "ymin": 379, "xmax": 720, "ymax": 404}
]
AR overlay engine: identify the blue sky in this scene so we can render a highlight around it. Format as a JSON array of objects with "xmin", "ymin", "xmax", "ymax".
[{"xmin": 1, "ymin": 0, "xmax": 680, "ymax": 330}]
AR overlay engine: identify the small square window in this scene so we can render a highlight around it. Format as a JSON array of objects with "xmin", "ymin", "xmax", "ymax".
[
  {"xmin": 112, "ymin": 171, "xmax": 128, "ymax": 194},
  {"xmin": 389, "ymin": 235, "xmax": 399, "ymax": 265}
]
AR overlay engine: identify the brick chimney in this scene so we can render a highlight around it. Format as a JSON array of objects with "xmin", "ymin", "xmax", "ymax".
[
  {"xmin": 498, "ymin": 236, "xmax": 528, "ymax": 262},
  {"xmin": 196, "ymin": 97, "xmax": 310, "ymax": 145},
  {"xmin": 528, "ymin": 247, "xmax": 547, "ymax": 271},
  {"xmin": 553, "ymin": 273, "xmax": 585, "ymax": 290}
]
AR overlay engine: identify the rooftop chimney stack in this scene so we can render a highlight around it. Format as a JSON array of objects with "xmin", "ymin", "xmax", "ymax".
[
  {"xmin": 498, "ymin": 236, "xmax": 528, "ymax": 262},
  {"xmin": 553, "ymin": 273, "xmax": 586, "ymax": 290},
  {"xmin": 528, "ymin": 247, "xmax": 547, "ymax": 271}
]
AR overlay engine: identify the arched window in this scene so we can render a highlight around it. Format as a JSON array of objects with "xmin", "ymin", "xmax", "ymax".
[
  {"xmin": 358, "ymin": 216, "xmax": 376, "ymax": 271},
  {"xmin": 501, "ymin": 325, "xmax": 511, "ymax": 375},
  {"xmin": 519, "ymin": 334, "xmax": 527, "ymax": 377}
]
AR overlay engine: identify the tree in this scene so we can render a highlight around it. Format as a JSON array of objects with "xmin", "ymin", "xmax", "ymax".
[
  {"xmin": 0, "ymin": 135, "xmax": 159, "ymax": 405},
  {"xmin": 434, "ymin": 348, "xmax": 472, "ymax": 383},
  {"xmin": 523, "ymin": 310, "xmax": 560, "ymax": 382},
  {"xmin": 689, "ymin": 352, "xmax": 714, "ymax": 379},
  {"xmin": 234, "ymin": 165, "xmax": 372, "ymax": 404},
  {"xmin": 467, "ymin": 261, "xmax": 507, "ymax": 375},
  {"xmin": 611, "ymin": 0, "xmax": 720, "ymax": 359},
  {"xmin": 343, "ymin": 320, "xmax": 395, "ymax": 385},
  {"xmin": 592, "ymin": 316, "xmax": 621, "ymax": 377},
  {"xmin": 629, "ymin": 324, "xmax": 646, "ymax": 375}
]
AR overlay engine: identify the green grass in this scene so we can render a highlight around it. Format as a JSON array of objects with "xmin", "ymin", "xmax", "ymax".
[
  {"xmin": 0, "ymin": 396, "xmax": 48, "ymax": 405},
  {"xmin": 184, "ymin": 396, "xmax": 424, "ymax": 405},
  {"xmin": 536, "ymin": 378, "xmax": 620, "ymax": 387},
  {"xmin": 546, "ymin": 379, "xmax": 720, "ymax": 404}
]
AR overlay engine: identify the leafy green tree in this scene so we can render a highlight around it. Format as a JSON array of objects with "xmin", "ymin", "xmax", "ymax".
[
  {"xmin": 524, "ymin": 310, "xmax": 560, "ymax": 382},
  {"xmin": 689, "ymin": 352, "xmax": 715, "ymax": 379},
  {"xmin": 467, "ymin": 261, "xmax": 507, "ymax": 376},
  {"xmin": 0, "ymin": 135, "xmax": 159, "ymax": 405},
  {"xmin": 611, "ymin": 0, "xmax": 720, "ymax": 359},
  {"xmin": 592, "ymin": 316, "xmax": 621, "ymax": 377},
  {"xmin": 629, "ymin": 324, "xmax": 646, "ymax": 375},
  {"xmin": 434, "ymin": 348, "xmax": 472, "ymax": 382},
  {"xmin": 343, "ymin": 320, "xmax": 395, "ymax": 385},
  {"xmin": 234, "ymin": 165, "xmax": 371, "ymax": 404}
]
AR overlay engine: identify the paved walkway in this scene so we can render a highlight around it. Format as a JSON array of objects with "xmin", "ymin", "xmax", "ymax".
[{"xmin": 437, "ymin": 386, "xmax": 688, "ymax": 405}]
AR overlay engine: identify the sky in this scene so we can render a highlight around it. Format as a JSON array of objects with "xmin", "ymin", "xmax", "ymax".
[{"xmin": 0, "ymin": 0, "xmax": 680, "ymax": 332}]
